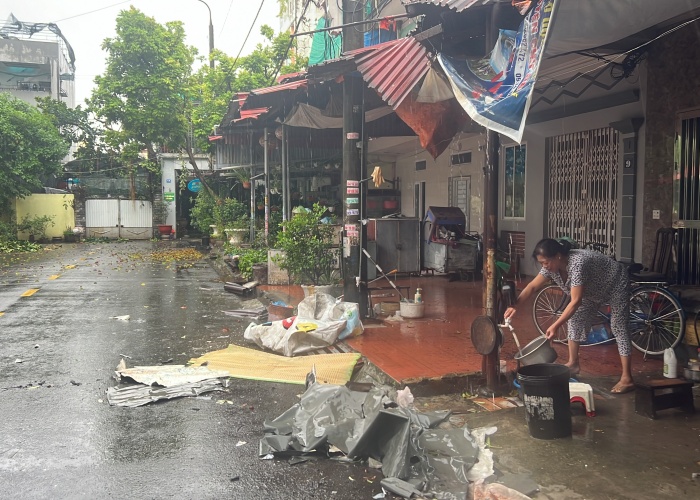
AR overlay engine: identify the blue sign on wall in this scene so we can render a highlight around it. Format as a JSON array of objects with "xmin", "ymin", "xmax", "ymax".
[{"xmin": 187, "ymin": 179, "xmax": 202, "ymax": 193}]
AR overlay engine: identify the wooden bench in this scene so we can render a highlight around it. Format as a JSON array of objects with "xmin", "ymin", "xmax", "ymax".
[{"xmin": 634, "ymin": 378, "xmax": 695, "ymax": 419}]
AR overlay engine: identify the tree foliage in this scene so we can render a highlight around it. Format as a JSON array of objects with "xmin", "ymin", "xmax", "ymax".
[
  {"xmin": 89, "ymin": 7, "xmax": 196, "ymax": 154},
  {"xmin": 274, "ymin": 204, "xmax": 338, "ymax": 285},
  {"xmin": 87, "ymin": 7, "xmax": 204, "ymax": 197},
  {"xmin": 189, "ymin": 27, "xmax": 307, "ymax": 152},
  {"xmin": 0, "ymin": 94, "xmax": 69, "ymax": 209},
  {"xmin": 35, "ymin": 97, "xmax": 119, "ymax": 174}
]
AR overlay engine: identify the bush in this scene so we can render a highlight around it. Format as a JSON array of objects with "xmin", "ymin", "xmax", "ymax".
[
  {"xmin": 190, "ymin": 192, "xmax": 217, "ymax": 234},
  {"xmin": 215, "ymin": 197, "xmax": 248, "ymax": 230},
  {"xmin": 224, "ymin": 244, "xmax": 267, "ymax": 281},
  {"xmin": 274, "ymin": 203, "xmax": 338, "ymax": 285},
  {"xmin": 17, "ymin": 214, "xmax": 55, "ymax": 241}
]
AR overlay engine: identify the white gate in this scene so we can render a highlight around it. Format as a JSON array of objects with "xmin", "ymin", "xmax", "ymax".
[
  {"xmin": 546, "ymin": 127, "xmax": 619, "ymax": 256},
  {"xmin": 86, "ymin": 199, "xmax": 153, "ymax": 240}
]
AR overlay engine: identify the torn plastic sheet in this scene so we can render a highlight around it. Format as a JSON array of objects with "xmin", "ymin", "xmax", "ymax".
[
  {"xmin": 244, "ymin": 293, "xmax": 363, "ymax": 356},
  {"xmin": 260, "ymin": 382, "xmax": 494, "ymax": 499},
  {"xmin": 106, "ymin": 378, "xmax": 224, "ymax": 407},
  {"xmin": 115, "ymin": 364, "xmax": 230, "ymax": 387}
]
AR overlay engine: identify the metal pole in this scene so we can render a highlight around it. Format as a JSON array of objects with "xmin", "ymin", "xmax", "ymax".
[
  {"xmin": 264, "ymin": 128, "xmax": 269, "ymax": 241},
  {"xmin": 250, "ymin": 166, "xmax": 255, "ymax": 242},
  {"xmin": 483, "ymin": 4, "xmax": 501, "ymax": 393},
  {"xmin": 198, "ymin": 0, "xmax": 214, "ymax": 69},
  {"xmin": 341, "ymin": 0, "xmax": 364, "ymax": 305},
  {"xmin": 281, "ymin": 125, "xmax": 288, "ymax": 221}
]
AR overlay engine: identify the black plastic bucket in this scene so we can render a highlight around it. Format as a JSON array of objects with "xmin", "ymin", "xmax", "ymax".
[{"xmin": 517, "ymin": 363, "xmax": 571, "ymax": 439}]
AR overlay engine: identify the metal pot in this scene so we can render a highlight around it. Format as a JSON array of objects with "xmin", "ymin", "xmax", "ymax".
[
  {"xmin": 683, "ymin": 367, "xmax": 700, "ymax": 382},
  {"xmin": 514, "ymin": 337, "xmax": 558, "ymax": 366}
]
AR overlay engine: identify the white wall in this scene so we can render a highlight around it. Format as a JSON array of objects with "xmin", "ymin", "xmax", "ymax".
[
  {"xmin": 394, "ymin": 133, "xmax": 486, "ymax": 233},
  {"xmin": 160, "ymin": 154, "xmax": 210, "ymax": 227}
]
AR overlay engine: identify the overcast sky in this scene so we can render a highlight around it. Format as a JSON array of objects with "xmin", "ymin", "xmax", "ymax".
[{"xmin": 5, "ymin": 1, "xmax": 282, "ymax": 105}]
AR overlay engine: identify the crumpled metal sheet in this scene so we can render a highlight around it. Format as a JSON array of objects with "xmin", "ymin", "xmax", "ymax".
[
  {"xmin": 106, "ymin": 379, "xmax": 224, "ymax": 408},
  {"xmin": 115, "ymin": 365, "xmax": 230, "ymax": 387},
  {"xmin": 260, "ymin": 382, "xmax": 491, "ymax": 499}
]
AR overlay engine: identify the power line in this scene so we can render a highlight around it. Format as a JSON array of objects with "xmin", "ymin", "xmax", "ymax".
[
  {"xmin": 269, "ymin": 0, "xmax": 312, "ymax": 85},
  {"xmin": 228, "ymin": 0, "xmax": 267, "ymax": 72},
  {"xmin": 219, "ymin": 0, "xmax": 236, "ymax": 37},
  {"xmin": 51, "ymin": 1, "xmax": 133, "ymax": 23}
]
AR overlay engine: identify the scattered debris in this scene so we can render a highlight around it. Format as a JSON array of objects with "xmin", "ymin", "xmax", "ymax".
[
  {"xmin": 222, "ymin": 307, "xmax": 267, "ymax": 320},
  {"xmin": 110, "ymin": 315, "xmax": 130, "ymax": 321},
  {"xmin": 115, "ymin": 364, "xmax": 229, "ymax": 387},
  {"xmin": 106, "ymin": 379, "xmax": 224, "ymax": 408},
  {"xmin": 395, "ymin": 386, "xmax": 414, "ymax": 408},
  {"xmin": 244, "ymin": 293, "xmax": 363, "ymax": 356},
  {"xmin": 189, "ymin": 344, "xmax": 361, "ymax": 386},
  {"xmin": 14, "ymin": 359, "xmax": 22, "ymax": 363},
  {"xmin": 70, "ymin": 380, "xmax": 81, "ymax": 386},
  {"xmin": 260, "ymin": 381, "xmax": 495, "ymax": 499},
  {"xmin": 224, "ymin": 281, "xmax": 258, "ymax": 295}
]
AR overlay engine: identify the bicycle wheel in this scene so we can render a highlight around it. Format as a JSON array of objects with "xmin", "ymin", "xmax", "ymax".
[
  {"xmin": 532, "ymin": 284, "xmax": 569, "ymax": 343},
  {"xmin": 629, "ymin": 286, "xmax": 686, "ymax": 355}
]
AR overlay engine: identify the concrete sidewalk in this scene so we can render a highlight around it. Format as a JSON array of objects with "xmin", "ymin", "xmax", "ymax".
[{"xmin": 262, "ymin": 274, "xmax": 700, "ymax": 499}]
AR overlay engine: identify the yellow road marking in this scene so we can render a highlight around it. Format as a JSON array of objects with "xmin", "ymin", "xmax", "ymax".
[
  {"xmin": 49, "ymin": 274, "xmax": 61, "ymax": 280},
  {"xmin": 0, "ymin": 312, "xmax": 4, "ymax": 317},
  {"xmin": 21, "ymin": 289, "xmax": 40, "ymax": 297}
]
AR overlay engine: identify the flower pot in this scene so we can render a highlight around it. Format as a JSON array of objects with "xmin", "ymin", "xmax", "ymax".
[
  {"xmin": 225, "ymin": 228, "xmax": 247, "ymax": 245},
  {"xmin": 158, "ymin": 225, "xmax": 173, "ymax": 236},
  {"xmin": 242, "ymin": 181, "xmax": 251, "ymax": 189}
]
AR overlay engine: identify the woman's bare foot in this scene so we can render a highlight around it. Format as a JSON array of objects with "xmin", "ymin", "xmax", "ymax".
[{"xmin": 611, "ymin": 378, "xmax": 635, "ymax": 394}]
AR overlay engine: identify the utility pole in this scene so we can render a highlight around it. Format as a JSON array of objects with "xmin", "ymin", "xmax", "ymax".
[
  {"xmin": 341, "ymin": 0, "xmax": 366, "ymax": 311},
  {"xmin": 483, "ymin": 3, "xmax": 501, "ymax": 393},
  {"xmin": 198, "ymin": 0, "xmax": 215, "ymax": 69}
]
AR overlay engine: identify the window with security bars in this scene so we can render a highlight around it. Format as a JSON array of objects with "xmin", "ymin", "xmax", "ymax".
[{"xmin": 503, "ymin": 144, "xmax": 526, "ymax": 218}]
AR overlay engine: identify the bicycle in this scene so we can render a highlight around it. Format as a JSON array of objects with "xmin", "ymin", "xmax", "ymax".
[{"xmin": 531, "ymin": 242, "xmax": 686, "ymax": 356}]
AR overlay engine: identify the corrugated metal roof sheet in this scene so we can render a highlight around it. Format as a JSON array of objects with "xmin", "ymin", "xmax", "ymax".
[
  {"xmin": 355, "ymin": 37, "xmax": 430, "ymax": 109},
  {"xmin": 233, "ymin": 107, "xmax": 270, "ymax": 123},
  {"xmin": 403, "ymin": 0, "xmax": 499, "ymax": 13},
  {"xmin": 251, "ymin": 79, "xmax": 308, "ymax": 95}
]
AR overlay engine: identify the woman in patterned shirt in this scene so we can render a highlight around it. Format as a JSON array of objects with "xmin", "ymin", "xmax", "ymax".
[{"xmin": 504, "ymin": 238, "xmax": 634, "ymax": 394}]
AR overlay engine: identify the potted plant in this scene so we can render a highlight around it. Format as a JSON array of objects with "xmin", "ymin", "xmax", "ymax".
[
  {"xmin": 63, "ymin": 227, "xmax": 78, "ymax": 243},
  {"xmin": 215, "ymin": 197, "xmax": 249, "ymax": 245},
  {"xmin": 274, "ymin": 203, "xmax": 340, "ymax": 295},
  {"xmin": 232, "ymin": 168, "xmax": 251, "ymax": 189},
  {"xmin": 152, "ymin": 198, "xmax": 172, "ymax": 237}
]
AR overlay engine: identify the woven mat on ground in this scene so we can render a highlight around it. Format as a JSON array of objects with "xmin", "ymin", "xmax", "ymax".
[{"xmin": 188, "ymin": 344, "xmax": 361, "ymax": 385}]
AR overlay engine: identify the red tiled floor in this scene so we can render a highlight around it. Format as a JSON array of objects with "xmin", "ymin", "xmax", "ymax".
[{"xmin": 262, "ymin": 275, "xmax": 665, "ymax": 385}]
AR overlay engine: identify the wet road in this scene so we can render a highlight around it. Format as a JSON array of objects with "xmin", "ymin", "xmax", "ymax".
[{"xmin": 0, "ymin": 241, "xmax": 380, "ymax": 499}]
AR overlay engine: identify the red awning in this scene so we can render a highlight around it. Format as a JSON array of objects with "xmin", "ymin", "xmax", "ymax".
[
  {"xmin": 233, "ymin": 107, "xmax": 270, "ymax": 123},
  {"xmin": 355, "ymin": 37, "xmax": 430, "ymax": 109},
  {"xmin": 251, "ymin": 79, "xmax": 308, "ymax": 95}
]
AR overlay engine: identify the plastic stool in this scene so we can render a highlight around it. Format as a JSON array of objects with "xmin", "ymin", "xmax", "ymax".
[{"xmin": 569, "ymin": 382, "xmax": 595, "ymax": 416}]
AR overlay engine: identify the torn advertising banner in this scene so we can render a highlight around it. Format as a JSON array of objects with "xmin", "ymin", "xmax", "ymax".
[{"xmin": 438, "ymin": 0, "xmax": 557, "ymax": 143}]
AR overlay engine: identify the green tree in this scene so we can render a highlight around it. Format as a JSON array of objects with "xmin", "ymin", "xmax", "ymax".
[
  {"xmin": 189, "ymin": 26, "xmax": 307, "ymax": 153},
  {"xmin": 88, "ymin": 7, "xmax": 213, "ymax": 197},
  {"xmin": 0, "ymin": 94, "xmax": 69, "ymax": 210},
  {"xmin": 35, "ymin": 97, "xmax": 118, "ymax": 174}
]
